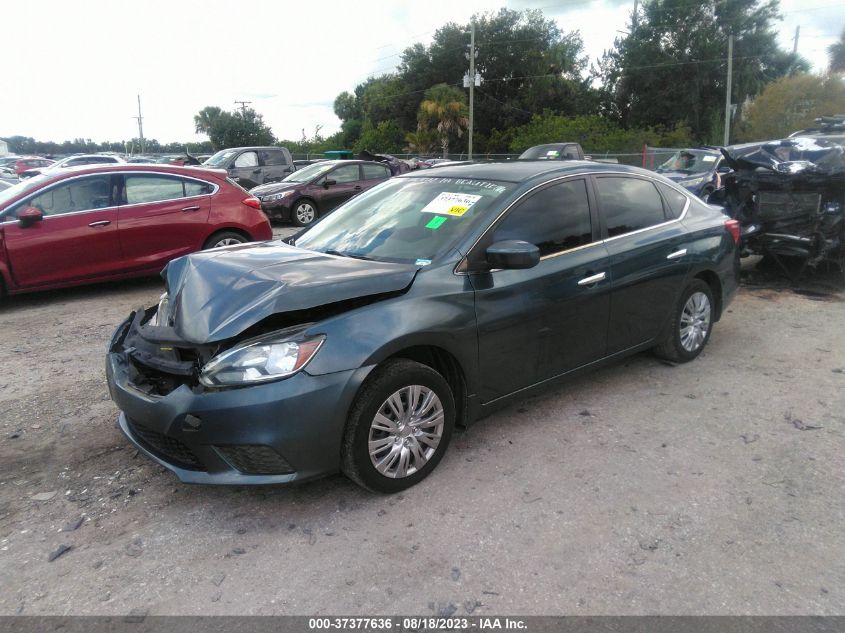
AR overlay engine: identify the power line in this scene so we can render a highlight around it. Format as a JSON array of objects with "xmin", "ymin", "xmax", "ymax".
[{"xmin": 234, "ymin": 100, "xmax": 252, "ymax": 115}]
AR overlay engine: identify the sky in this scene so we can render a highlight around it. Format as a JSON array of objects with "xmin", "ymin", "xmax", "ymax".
[{"xmin": 0, "ymin": 0, "xmax": 841, "ymax": 146}]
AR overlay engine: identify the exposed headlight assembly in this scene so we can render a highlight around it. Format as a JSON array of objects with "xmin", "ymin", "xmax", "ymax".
[
  {"xmin": 264, "ymin": 190, "xmax": 294, "ymax": 202},
  {"xmin": 200, "ymin": 331, "xmax": 325, "ymax": 387}
]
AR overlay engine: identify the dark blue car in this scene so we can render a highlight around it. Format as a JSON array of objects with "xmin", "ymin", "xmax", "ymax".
[
  {"xmin": 106, "ymin": 161, "xmax": 740, "ymax": 492},
  {"xmin": 655, "ymin": 149, "xmax": 730, "ymax": 202}
]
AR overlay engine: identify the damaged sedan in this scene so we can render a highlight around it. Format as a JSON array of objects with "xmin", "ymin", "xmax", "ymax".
[
  {"xmin": 720, "ymin": 137, "xmax": 845, "ymax": 275},
  {"xmin": 106, "ymin": 162, "xmax": 739, "ymax": 492}
]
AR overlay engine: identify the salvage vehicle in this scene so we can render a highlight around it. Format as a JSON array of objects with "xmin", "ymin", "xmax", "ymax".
[
  {"xmin": 249, "ymin": 159, "xmax": 391, "ymax": 226},
  {"xmin": 106, "ymin": 161, "xmax": 739, "ymax": 493},
  {"xmin": 720, "ymin": 137, "xmax": 845, "ymax": 277},
  {"xmin": 655, "ymin": 148, "xmax": 730, "ymax": 202},
  {"xmin": 202, "ymin": 146, "xmax": 294, "ymax": 190},
  {"xmin": 518, "ymin": 143, "xmax": 585, "ymax": 160},
  {"xmin": 0, "ymin": 164, "xmax": 272, "ymax": 297}
]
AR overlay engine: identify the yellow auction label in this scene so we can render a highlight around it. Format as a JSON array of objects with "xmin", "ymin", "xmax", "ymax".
[{"xmin": 447, "ymin": 206, "xmax": 468, "ymax": 216}]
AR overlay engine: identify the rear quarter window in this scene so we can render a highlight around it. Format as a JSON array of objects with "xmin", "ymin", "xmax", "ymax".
[{"xmin": 656, "ymin": 182, "xmax": 689, "ymax": 219}]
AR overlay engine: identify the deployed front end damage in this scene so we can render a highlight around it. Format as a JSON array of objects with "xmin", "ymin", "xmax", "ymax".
[
  {"xmin": 105, "ymin": 241, "xmax": 419, "ymax": 483},
  {"xmin": 720, "ymin": 137, "xmax": 845, "ymax": 276}
]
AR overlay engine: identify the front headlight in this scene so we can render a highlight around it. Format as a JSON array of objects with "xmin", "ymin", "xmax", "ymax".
[
  {"xmin": 199, "ymin": 332, "xmax": 325, "ymax": 387},
  {"xmin": 264, "ymin": 190, "xmax": 294, "ymax": 202},
  {"xmin": 150, "ymin": 293, "xmax": 171, "ymax": 326}
]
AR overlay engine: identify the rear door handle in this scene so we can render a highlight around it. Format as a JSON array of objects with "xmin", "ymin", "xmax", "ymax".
[
  {"xmin": 354, "ymin": 185, "xmax": 362, "ymax": 190},
  {"xmin": 181, "ymin": 205, "xmax": 200, "ymax": 212},
  {"xmin": 578, "ymin": 272, "xmax": 606, "ymax": 286},
  {"xmin": 667, "ymin": 248, "xmax": 687, "ymax": 260},
  {"xmin": 88, "ymin": 220, "xmax": 111, "ymax": 227}
]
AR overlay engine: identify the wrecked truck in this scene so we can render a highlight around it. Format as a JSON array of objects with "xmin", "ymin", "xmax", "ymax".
[
  {"xmin": 719, "ymin": 137, "xmax": 845, "ymax": 275},
  {"xmin": 106, "ymin": 161, "xmax": 739, "ymax": 493}
]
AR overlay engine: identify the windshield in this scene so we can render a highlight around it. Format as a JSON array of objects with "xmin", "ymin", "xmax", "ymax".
[
  {"xmin": 656, "ymin": 150, "xmax": 718, "ymax": 175},
  {"xmin": 518, "ymin": 144, "xmax": 578, "ymax": 160},
  {"xmin": 283, "ymin": 161, "xmax": 337, "ymax": 183},
  {"xmin": 203, "ymin": 150, "xmax": 238, "ymax": 167},
  {"xmin": 294, "ymin": 176, "xmax": 514, "ymax": 264},
  {"xmin": 0, "ymin": 174, "xmax": 48, "ymax": 210}
]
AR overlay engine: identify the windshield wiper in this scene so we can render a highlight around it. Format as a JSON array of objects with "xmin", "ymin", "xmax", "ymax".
[{"xmin": 323, "ymin": 249, "xmax": 372, "ymax": 261}]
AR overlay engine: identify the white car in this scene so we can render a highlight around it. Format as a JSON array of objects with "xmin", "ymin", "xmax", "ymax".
[{"xmin": 19, "ymin": 154, "xmax": 125, "ymax": 179}]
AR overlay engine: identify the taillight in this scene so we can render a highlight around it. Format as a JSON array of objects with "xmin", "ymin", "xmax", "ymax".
[
  {"xmin": 725, "ymin": 219, "xmax": 740, "ymax": 244},
  {"xmin": 242, "ymin": 196, "xmax": 261, "ymax": 209}
]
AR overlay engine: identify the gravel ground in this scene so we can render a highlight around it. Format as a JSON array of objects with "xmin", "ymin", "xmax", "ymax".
[{"xmin": 0, "ymin": 243, "xmax": 843, "ymax": 616}]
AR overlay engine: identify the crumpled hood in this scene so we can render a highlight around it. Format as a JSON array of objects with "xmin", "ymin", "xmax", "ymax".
[
  {"xmin": 250, "ymin": 181, "xmax": 300, "ymax": 196},
  {"xmin": 162, "ymin": 241, "xmax": 420, "ymax": 344}
]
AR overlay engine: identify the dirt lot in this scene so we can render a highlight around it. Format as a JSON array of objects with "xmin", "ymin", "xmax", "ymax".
[{"xmin": 0, "ymin": 243, "xmax": 843, "ymax": 616}]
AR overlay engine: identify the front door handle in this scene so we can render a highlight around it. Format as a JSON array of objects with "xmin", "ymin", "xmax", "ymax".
[
  {"xmin": 578, "ymin": 272, "xmax": 606, "ymax": 286},
  {"xmin": 667, "ymin": 248, "xmax": 687, "ymax": 260},
  {"xmin": 88, "ymin": 220, "xmax": 111, "ymax": 227},
  {"xmin": 181, "ymin": 205, "xmax": 200, "ymax": 212},
  {"xmin": 252, "ymin": 169, "xmax": 261, "ymax": 174},
  {"xmin": 354, "ymin": 185, "xmax": 362, "ymax": 190}
]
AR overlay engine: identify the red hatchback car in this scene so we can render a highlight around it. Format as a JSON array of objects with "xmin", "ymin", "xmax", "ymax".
[{"xmin": 0, "ymin": 164, "xmax": 272, "ymax": 296}]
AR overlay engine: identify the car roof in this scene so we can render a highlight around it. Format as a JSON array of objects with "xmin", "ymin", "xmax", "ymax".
[
  {"xmin": 402, "ymin": 160, "xmax": 651, "ymax": 183},
  {"xmin": 33, "ymin": 163, "xmax": 228, "ymax": 184}
]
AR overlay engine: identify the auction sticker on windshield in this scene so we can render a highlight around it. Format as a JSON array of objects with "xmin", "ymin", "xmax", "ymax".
[{"xmin": 420, "ymin": 192, "xmax": 481, "ymax": 217}]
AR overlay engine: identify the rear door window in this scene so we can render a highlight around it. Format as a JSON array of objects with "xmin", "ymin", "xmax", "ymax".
[
  {"xmin": 362, "ymin": 164, "xmax": 390, "ymax": 180},
  {"xmin": 595, "ymin": 177, "xmax": 667, "ymax": 237},
  {"xmin": 124, "ymin": 175, "xmax": 185, "ymax": 204},
  {"xmin": 260, "ymin": 149, "xmax": 288, "ymax": 166}
]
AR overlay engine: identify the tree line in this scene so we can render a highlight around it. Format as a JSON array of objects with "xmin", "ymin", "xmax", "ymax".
[{"xmin": 5, "ymin": 4, "xmax": 845, "ymax": 158}]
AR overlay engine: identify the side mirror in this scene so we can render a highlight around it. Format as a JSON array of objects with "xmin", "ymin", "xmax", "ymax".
[
  {"xmin": 18, "ymin": 206, "xmax": 44, "ymax": 228},
  {"xmin": 486, "ymin": 240, "xmax": 540, "ymax": 270},
  {"xmin": 323, "ymin": 178, "xmax": 337, "ymax": 188}
]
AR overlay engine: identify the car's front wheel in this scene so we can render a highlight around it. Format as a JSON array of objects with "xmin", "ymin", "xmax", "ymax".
[
  {"xmin": 341, "ymin": 359, "xmax": 455, "ymax": 493},
  {"xmin": 653, "ymin": 279, "xmax": 714, "ymax": 363},
  {"xmin": 291, "ymin": 199, "xmax": 317, "ymax": 227}
]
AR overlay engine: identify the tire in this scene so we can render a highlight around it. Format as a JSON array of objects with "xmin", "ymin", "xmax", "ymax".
[
  {"xmin": 341, "ymin": 359, "xmax": 455, "ymax": 493},
  {"xmin": 203, "ymin": 231, "xmax": 249, "ymax": 250},
  {"xmin": 291, "ymin": 199, "xmax": 318, "ymax": 227},
  {"xmin": 653, "ymin": 279, "xmax": 714, "ymax": 363}
]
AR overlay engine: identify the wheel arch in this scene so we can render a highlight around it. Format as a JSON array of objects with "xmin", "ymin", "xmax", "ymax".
[
  {"xmin": 202, "ymin": 227, "xmax": 252, "ymax": 248},
  {"xmin": 693, "ymin": 269, "xmax": 723, "ymax": 321},
  {"xmin": 381, "ymin": 345, "xmax": 470, "ymax": 428}
]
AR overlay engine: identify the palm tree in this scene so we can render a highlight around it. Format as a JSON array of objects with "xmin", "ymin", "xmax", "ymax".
[
  {"xmin": 194, "ymin": 106, "xmax": 223, "ymax": 137},
  {"xmin": 404, "ymin": 128, "xmax": 438, "ymax": 155},
  {"xmin": 830, "ymin": 28, "xmax": 845, "ymax": 75},
  {"xmin": 418, "ymin": 84, "xmax": 469, "ymax": 158}
]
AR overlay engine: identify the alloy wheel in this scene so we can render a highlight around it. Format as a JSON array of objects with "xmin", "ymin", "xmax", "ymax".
[{"xmin": 295, "ymin": 203, "xmax": 315, "ymax": 225}]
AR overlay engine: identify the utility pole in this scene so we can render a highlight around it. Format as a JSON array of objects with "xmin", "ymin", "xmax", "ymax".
[
  {"xmin": 632, "ymin": 0, "xmax": 639, "ymax": 30},
  {"xmin": 463, "ymin": 22, "xmax": 481, "ymax": 160},
  {"xmin": 792, "ymin": 25, "xmax": 800, "ymax": 54},
  {"xmin": 723, "ymin": 34, "xmax": 733, "ymax": 146},
  {"xmin": 133, "ymin": 94, "xmax": 145, "ymax": 154},
  {"xmin": 234, "ymin": 100, "xmax": 252, "ymax": 115}
]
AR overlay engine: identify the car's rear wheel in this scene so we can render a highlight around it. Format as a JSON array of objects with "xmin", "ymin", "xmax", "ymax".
[
  {"xmin": 653, "ymin": 279, "xmax": 714, "ymax": 363},
  {"xmin": 203, "ymin": 231, "xmax": 249, "ymax": 250},
  {"xmin": 291, "ymin": 199, "xmax": 317, "ymax": 227},
  {"xmin": 341, "ymin": 359, "xmax": 455, "ymax": 493}
]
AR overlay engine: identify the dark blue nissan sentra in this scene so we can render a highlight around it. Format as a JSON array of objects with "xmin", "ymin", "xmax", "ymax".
[{"xmin": 106, "ymin": 161, "xmax": 739, "ymax": 493}]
